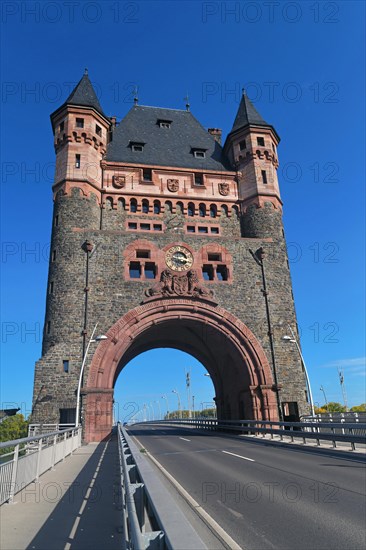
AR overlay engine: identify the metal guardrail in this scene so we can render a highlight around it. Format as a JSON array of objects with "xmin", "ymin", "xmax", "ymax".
[
  {"xmin": 131, "ymin": 418, "xmax": 366, "ymax": 451},
  {"xmin": 0, "ymin": 427, "xmax": 81, "ymax": 506},
  {"xmin": 28, "ymin": 423, "xmax": 75, "ymax": 437},
  {"xmin": 117, "ymin": 423, "xmax": 206, "ymax": 549}
]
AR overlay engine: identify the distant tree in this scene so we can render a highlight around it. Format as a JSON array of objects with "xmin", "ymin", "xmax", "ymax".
[
  {"xmin": 322, "ymin": 402, "xmax": 346, "ymax": 413},
  {"xmin": 0, "ymin": 414, "xmax": 28, "ymax": 455},
  {"xmin": 314, "ymin": 406, "xmax": 327, "ymax": 414},
  {"xmin": 350, "ymin": 404, "xmax": 366, "ymax": 412}
]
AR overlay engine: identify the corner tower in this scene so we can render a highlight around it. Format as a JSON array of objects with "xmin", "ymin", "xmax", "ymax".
[{"xmin": 224, "ymin": 92, "xmax": 282, "ymax": 238}]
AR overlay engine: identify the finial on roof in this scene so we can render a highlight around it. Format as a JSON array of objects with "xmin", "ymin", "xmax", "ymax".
[
  {"xmin": 184, "ymin": 93, "xmax": 190, "ymax": 112},
  {"xmin": 242, "ymin": 87, "xmax": 246, "ymax": 96},
  {"xmin": 133, "ymin": 86, "xmax": 139, "ymax": 105},
  {"xmin": 84, "ymin": 68, "xmax": 88, "ymax": 76}
]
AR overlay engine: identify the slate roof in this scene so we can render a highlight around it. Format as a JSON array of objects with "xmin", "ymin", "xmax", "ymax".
[
  {"xmin": 106, "ymin": 105, "xmax": 233, "ymax": 171},
  {"xmin": 231, "ymin": 93, "xmax": 270, "ymax": 133},
  {"xmin": 51, "ymin": 71, "xmax": 106, "ymax": 120}
]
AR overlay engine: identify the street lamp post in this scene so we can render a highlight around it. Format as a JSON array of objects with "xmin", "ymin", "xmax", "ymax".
[
  {"xmin": 161, "ymin": 395, "xmax": 169, "ymax": 419},
  {"xmin": 250, "ymin": 247, "xmax": 283, "ymax": 421},
  {"xmin": 155, "ymin": 400, "xmax": 162, "ymax": 420},
  {"xmin": 282, "ymin": 325, "xmax": 315, "ymax": 416},
  {"xmin": 172, "ymin": 389, "xmax": 181, "ymax": 418},
  {"xmin": 320, "ymin": 385, "xmax": 328, "ymax": 407},
  {"xmin": 149, "ymin": 402, "xmax": 155, "ymax": 421},
  {"xmin": 75, "ymin": 323, "xmax": 108, "ymax": 427}
]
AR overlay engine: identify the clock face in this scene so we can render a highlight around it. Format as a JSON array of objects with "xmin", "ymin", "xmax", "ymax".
[{"xmin": 165, "ymin": 245, "xmax": 193, "ymax": 271}]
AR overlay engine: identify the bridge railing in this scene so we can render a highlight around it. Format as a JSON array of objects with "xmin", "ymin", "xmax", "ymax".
[
  {"xmin": 130, "ymin": 418, "xmax": 366, "ymax": 450},
  {"xmin": 117, "ymin": 423, "xmax": 205, "ymax": 549},
  {"xmin": 0, "ymin": 427, "xmax": 81, "ymax": 506}
]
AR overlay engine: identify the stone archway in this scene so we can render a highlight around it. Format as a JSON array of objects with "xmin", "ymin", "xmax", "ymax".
[{"xmin": 83, "ymin": 297, "xmax": 278, "ymax": 442}]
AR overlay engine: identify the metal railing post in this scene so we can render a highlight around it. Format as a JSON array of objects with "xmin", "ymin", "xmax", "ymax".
[
  {"xmin": 35, "ymin": 438, "xmax": 43, "ymax": 481},
  {"xmin": 8, "ymin": 444, "xmax": 19, "ymax": 504}
]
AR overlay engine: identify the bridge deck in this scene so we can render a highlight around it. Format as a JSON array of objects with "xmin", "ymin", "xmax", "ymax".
[{"xmin": 1, "ymin": 434, "xmax": 122, "ymax": 550}]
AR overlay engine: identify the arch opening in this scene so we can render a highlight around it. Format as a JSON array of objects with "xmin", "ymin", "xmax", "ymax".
[{"xmin": 84, "ymin": 298, "xmax": 278, "ymax": 441}]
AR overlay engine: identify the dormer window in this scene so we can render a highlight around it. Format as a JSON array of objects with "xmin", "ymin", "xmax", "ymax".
[
  {"xmin": 192, "ymin": 148, "xmax": 207, "ymax": 159},
  {"xmin": 130, "ymin": 141, "xmax": 145, "ymax": 152},
  {"xmin": 157, "ymin": 119, "xmax": 172, "ymax": 129}
]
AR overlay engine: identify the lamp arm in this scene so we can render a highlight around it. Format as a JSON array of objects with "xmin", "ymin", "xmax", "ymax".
[
  {"xmin": 287, "ymin": 324, "xmax": 315, "ymax": 416},
  {"xmin": 75, "ymin": 323, "xmax": 98, "ymax": 427}
]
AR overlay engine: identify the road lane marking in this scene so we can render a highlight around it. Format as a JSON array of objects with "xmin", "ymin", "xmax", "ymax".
[
  {"xmin": 179, "ymin": 437, "xmax": 191, "ymax": 442},
  {"xmin": 222, "ymin": 450, "xmax": 255, "ymax": 462},
  {"xmin": 216, "ymin": 500, "xmax": 243, "ymax": 519}
]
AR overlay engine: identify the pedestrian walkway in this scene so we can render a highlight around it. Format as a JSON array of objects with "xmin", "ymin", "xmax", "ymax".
[{"xmin": 1, "ymin": 434, "xmax": 123, "ymax": 550}]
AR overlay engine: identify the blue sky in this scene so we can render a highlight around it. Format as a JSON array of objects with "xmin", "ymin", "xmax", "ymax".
[{"xmin": 1, "ymin": 1, "xmax": 365, "ymax": 419}]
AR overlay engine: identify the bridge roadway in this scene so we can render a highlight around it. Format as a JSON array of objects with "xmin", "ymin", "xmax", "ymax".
[{"xmin": 127, "ymin": 424, "xmax": 366, "ymax": 550}]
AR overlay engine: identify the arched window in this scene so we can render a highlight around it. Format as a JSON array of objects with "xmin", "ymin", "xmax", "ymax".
[
  {"xmin": 210, "ymin": 204, "xmax": 217, "ymax": 218},
  {"xmin": 188, "ymin": 202, "xmax": 195, "ymax": 217},
  {"xmin": 165, "ymin": 200, "xmax": 172, "ymax": 213},
  {"xmin": 221, "ymin": 205, "xmax": 228, "ymax": 217},
  {"xmin": 232, "ymin": 205, "xmax": 239, "ymax": 218},
  {"xmin": 118, "ymin": 198, "xmax": 125, "ymax": 211},
  {"xmin": 199, "ymin": 203, "xmax": 206, "ymax": 217},
  {"xmin": 153, "ymin": 200, "xmax": 161, "ymax": 214},
  {"xmin": 176, "ymin": 201, "xmax": 184, "ymax": 214},
  {"xmin": 130, "ymin": 199, "xmax": 137, "ymax": 213},
  {"xmin": 142, "ymin": 199, "xmax": 149, "ymax": 214}
]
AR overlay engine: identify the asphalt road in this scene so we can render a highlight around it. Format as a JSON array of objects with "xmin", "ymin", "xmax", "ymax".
[{"xmin": 127, "ymin": 424, "xmax": 366, "ymax": 550}]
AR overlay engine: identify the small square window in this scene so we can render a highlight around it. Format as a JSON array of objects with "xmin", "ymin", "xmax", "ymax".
[
  {"xmin": 140, "ymin": 223, "xmax": 150, "ymax": 231},
  {"xmin": 75, "ymin": 154, "xmax": 81, "ymax": 169},
  {"xmin": 95, "ymin": 125, "xmax": 102, "ymax": 137},
  {"xmin": 194, "ymin": 173, "xmax": 203, "ymax": 185},
  {"xmin": 210, "ymin": 227, "xmax": 219, "ymax": 234},
  {"xmin": 145, "ymin": 262, "xmax": 156, "ymax": 279},
  {"xmin": 202, "ymin": 265, "xmax": 214, "ymax": 281},
  {"xmin": 63, "ymin": 360, "xmax": 69, "ymax": 373},
  {"xmin": 136, "ymin": 250, "xmax": 150, "ymax": 259},
  {"xmin": 194, "ymin": 150, "xmax": 206, "ymax": 158},
  {"xmin": 153, "ymin": 224, "xmax": 162, "ymax": 231},
  {"xmin": 261, "ymin": 170, "xmax": 268, "ymax": 184},
  {"xmin": 128, "ymin": 222, "xmax": 137, "ymax": 230},
  {"xmin": 143, "ymin": 168, "xmax": 152, "ymax": 181},
  {"xmin": 198, "ymin": 227, "xmax": 208, "ymax": 233},
  {"xmin": 187, "ymin": 226, "xmax": 195, "ymax": 233},
  {"xmin": 239, "ymin": 140, "xmax": 246, "ymax": 150},
  {"xmin": 208, "ymin": 253, "xmax": 221, "ymax": 261},
  {"xmin": 129, "ymin": 262, "xmax": 141, "ymax": 278},
  {"xmin": 159, "ymin": 121, "xmax": 171, "ymax": 129},
  {"xmin": 76, "ymin": 118, "xmax": 84, "ymax": 128},
  {"xmin": 257, "ymin": 137, "xmax": 265, "ymax": 146},
  {"xmin": 59, "ymin": 121, "xmax": 64, "ymax": 132}
]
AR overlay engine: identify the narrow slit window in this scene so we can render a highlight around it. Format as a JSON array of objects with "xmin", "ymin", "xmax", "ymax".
[
  {"xmin": 75, "ymin": 154, "xmax": 81, "ymax": 169},
  {"xmin": 59, "ymin": 121, "xmax": 64, "ymax": 132},
  {"xmin": 54, "ymin": 215, "xmax": 59, "ymax": 227},
  {"xmin": 63, "ymin": 360, "xmax": 69, "ymax": 373},
  {"xmin": 46, "ymin": 321, "xmax": 51, "ymax": 334},
  {"xmin": 239, "ymin": 140, "xmax": 246, "ymax": 150},
  {"xmin": 261, "ymin": 170, "xmax": 268, "ymax": 184},
  {"xmin": 52, "ymin": 250, "xmax": 56, "ymax": 262},
  {"xmin": 95, "ymin": 125, "xmax": 102, "ymax": 137},
  {"xmin": 49, "ymin": 281, "xmax": 54, "ymax": 294}
]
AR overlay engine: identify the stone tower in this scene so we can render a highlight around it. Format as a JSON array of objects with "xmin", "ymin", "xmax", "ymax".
[{"xmin": 31, "ymin": 72, "xmax": 309, "ymax": 441}]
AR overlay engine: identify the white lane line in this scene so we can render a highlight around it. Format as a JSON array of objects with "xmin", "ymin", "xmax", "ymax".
[
  {"xmin": 216, "ymin": 500, "xmax": 243, "ymax": 519},
  {"xmin": 179, "ymin": 437, "xmax": 191, "ymax": 442},
  {"xmin": 222, "ymin": 450, "xmax": 255, "ymax": 462}
]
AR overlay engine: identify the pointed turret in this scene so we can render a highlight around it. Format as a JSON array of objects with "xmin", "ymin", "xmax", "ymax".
[
  {"xmin": 224, "ymin": 91, "xmax": 282, "ymax": 237},
  {"xmin": 49, "ymin": 70, "xmax": 110, "ymax": 198},
  {"xmin": 64, "ymin": 69, "xmax": 105, "ymax": 116}
]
